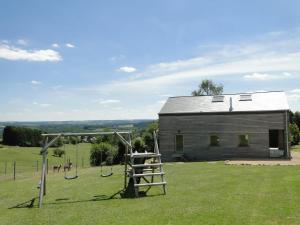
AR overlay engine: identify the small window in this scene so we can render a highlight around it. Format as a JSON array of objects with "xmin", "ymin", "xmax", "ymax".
[
  {"xmin": 175, "ymin": 135, "xmax": 183, "ymax": 152},
  {"xmin": 212, "ymin": 95, "xmax": 224, "ymax": 102},
  {"xmin": 239, "ymin": 94, "xmax": 252, "ymax": 101},
  {"xmin": 239, "ymin": 135, "xmax": 249, "ymax": 147},
  {"xmin": 210, "ymin": 135, "xmax": 220, "ymax": 146}
]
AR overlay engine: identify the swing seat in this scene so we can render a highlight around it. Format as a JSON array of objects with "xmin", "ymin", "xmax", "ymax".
[
  {"xmin": 64, "ymin": 175, "xmax": 79, "ymax": 180},
  {"xmin": 101, "ymin": 172, "xmax": 113, "ymax": 177}
]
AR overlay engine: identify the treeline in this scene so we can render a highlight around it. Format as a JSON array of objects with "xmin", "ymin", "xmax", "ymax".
[
  {"xmin": 290, "ymin": 111, "xmax": 300, "ymax": 145},
  {"xmin": 2, "ymin": 126, "xmax": 42, "ymax": 147}
]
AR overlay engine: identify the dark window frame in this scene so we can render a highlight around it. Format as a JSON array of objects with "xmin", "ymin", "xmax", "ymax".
[
  {"xmin": 239, "ymin": 134, "xmax": 249, "ymax": 147},
  {"xmin": 175, "ymin": 134, "xmax": 184, "ymax": 152},
  {"xmin": 210, "ymin": 135, "xmax": 220, "ymax": 146}
]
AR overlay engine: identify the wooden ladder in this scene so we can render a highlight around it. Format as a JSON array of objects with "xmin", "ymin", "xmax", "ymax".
[{"xmin": 128, "ymin": 131, "xmax": 167, "ymax": 197}]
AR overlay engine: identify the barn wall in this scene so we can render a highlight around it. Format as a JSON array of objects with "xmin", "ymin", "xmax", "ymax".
[{"xmin": 158, "ymin": 111, "xmax": 287, "ymax": 161}]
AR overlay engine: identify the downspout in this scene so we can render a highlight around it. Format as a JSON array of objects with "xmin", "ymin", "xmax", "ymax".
[{"xmin": 286, "ymin": 110, "xmax": 290, "ymax": 159}]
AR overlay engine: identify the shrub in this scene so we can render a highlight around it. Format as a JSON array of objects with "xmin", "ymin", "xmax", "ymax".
[
  {"xmin": 142, "ymin": 132, "xmax": 154, "ymax": 152},
  {"xmin": 290, "ymin": 123, "xmax": 300, "ymax": 145},
  {"xmin": 133, "ymin": 137, "xmax": 146, "ymax": 153},
  {"xmin": 90, "ymin": 142, "xmax": 117, "ymax": 166},
  {"xmin": 114, "ymin": 141, "xmax": 126, "ymax": 164},
  {"xmin": 53, "ymin": 148, "xmax": 65, "ymax": 157}
]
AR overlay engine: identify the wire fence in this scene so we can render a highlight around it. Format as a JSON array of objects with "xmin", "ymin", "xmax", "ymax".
[{"xmin": 0, "ymin": 157, "xmax": 90, "ymax": 181}]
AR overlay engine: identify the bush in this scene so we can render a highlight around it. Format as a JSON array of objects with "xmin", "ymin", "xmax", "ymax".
[
  {"xmin": 290, "ymin": 123, "xmax": 300, "ymax": 145},
  {"xmin": 90, "ymin": 142, "xmax": 117, "ymax": 166},
  {"xmin": 114, "ymin": 141, "xmax": 126, "ymax": 164},
  {"xmin": 142, "ymin": 132, "xmax": 154, "ymax": 152},
  {"xmin": 133, "ymin": 137, "xmax": 146, "ymax": 153},
  {"xmin": 53, "ymin": 148, "xmax": 65, "ymax": 157}
]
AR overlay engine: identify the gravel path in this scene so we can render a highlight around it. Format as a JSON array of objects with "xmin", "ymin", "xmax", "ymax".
[{"xmin": 225, "ymin": 152, "xmax": 300, "ymax": 166}]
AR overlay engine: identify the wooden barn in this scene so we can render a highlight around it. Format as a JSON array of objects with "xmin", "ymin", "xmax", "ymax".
[{"xmin": 158, "ymin": 91, "xmax": 290, "ymax": 161}]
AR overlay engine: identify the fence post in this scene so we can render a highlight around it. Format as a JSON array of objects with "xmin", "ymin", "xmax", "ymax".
[
  {"xmin": 47, "ymin": 159, "xmax": 49, "ymax": 174},
  {"xmin": 4, "ymin": 161, "xmax": 7, "ymax": 175},
  {"xmin": 13, "ymin": 161, "xmax": 16, "ymax": 180}
]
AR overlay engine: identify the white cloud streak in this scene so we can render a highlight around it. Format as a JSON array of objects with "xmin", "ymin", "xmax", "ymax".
[
  {"xmin": 118, "ymin": 66, "xmax": 137, "ymax": 73},
  {"xmin": 0, "ymin": 44, "xmax": 62, "ymax": 62},
  {"xmin": 51, "ymin": 43, "xmax": 59, "ymax": 48},
  {"xmin": 244, "ymin": 72, "xmax": 292, "ymax": 81},
  {"xmin": 66, "ymin": 43, "xmax": 75, "ymax": 48},
  {"xmin": 31, "ymin": 80, "xmax": 42, "ymax": 85}
]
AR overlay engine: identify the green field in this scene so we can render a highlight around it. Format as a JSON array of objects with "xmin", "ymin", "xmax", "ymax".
[{"xmin": 1, "ymin": 146, "xmax": 300, "ymax": 225}]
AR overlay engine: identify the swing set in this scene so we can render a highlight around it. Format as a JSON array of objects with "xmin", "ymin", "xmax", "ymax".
[{"xmin": 37, "ymin": 131, "xmax": 167, "ymax": 208}]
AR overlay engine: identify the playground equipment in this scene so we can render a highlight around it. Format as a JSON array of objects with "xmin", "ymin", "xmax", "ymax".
[
  {"xmin": 38, "ymin": 131, "xmax": 166, "ymax": 208},
  {"xmin": 100, "ymin": 150, "xmax": 113, "ymax": 177},
  {"xmin": 64, "ymin": 138, "xmax": 79, "ymax": 180}
]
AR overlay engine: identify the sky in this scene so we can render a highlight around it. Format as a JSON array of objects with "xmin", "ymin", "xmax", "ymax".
[{"xmin": 0, "ymin": 0, "xmax": 300, "ymax": 121}]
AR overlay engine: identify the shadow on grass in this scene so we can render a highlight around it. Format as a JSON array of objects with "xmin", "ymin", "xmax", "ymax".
[
  {"xmin": 9, "ymin": 190, "xmax": 165, "ymax": 209},
  {"xmin": 8, "ymin": 197, "xmax": 38, "ymax": 209}
]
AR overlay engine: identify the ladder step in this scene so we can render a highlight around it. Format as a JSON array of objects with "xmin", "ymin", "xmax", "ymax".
[
  {"xmin": 133, "ymin": 172, "xmax": 165, "ymax": 177},
  {"xmin": 134, "ymin": 182, "xmax": 167, "ymax": 187},
  {"xmin": 132, "ymin": 163, "xmax": 163, "ymax": 168},
  {"xmin": 127, "ymin": 153, "xmax": 161, "ymax": 158}
]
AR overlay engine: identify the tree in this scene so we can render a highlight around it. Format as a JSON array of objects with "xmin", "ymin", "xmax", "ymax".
[
  {"xmin": 90, "ymin": 142, "xmax": 117, "ymax": 166},
  {"xmin": 289, "ymin": 123, "xmax": 300, "ymax": 145},
  {"xmin": 191, "ymin": 79, "xmax": 223, "ymax": 96}
]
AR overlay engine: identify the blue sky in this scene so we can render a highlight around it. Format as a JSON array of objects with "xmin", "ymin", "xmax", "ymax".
[{"xmin": 0, "ymin": 0, "xmax": 300, "ymax": 121}]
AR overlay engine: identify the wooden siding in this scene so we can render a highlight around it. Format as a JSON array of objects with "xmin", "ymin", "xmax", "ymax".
[{"xmin": 159, "ymin": 112, "xmax": 287, "ymax": 161}]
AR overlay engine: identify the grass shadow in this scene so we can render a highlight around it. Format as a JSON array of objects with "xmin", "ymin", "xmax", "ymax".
[{"xmin": 9, "ymin": 197, "xmax": 38, "ymax": 209}]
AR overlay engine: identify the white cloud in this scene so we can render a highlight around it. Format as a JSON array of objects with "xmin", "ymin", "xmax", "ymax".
[
  {"xmin": 118, "ymin": 66, "xmax": 137, "ymax": 73},
  {"xmin": 17, "ymin": 39, "xmax": 28, "ymax": 46},
  {"xmin": 52, "ymin": 43, "xmax": 59, "ymax": 48},
  {"xmin": 40, "ymin": 103, "xmax": 51, "ymax": 108},
  {"xmin": 51, "ymin": 85, "xmax": 63, "ymax": 90},
  {"xmin": 109, "ymin": 54, "xmax": 125, "ymax": 61},
  {"xmin": 0, "ymin": 44, "xmax": 62, "ymax": 62},
  {"xmin": 31, "ymin": 80, "xmax": 42, "ymax": 85},
  {"xmin": 32, "ymin": 102, "xmax": 51, "ymax": 107},
  {"xmin": 65, "ymin": 43, "xmax": 75, "ymax": 48},
  {"xmin": 244, "ymin": 72, "xmax": 292, "ymax": 81},
  {"xmin": 287, "ymin": 89, "xmax": 300, "ymax": 112},
  {"xmin": 99, "ymin": 99, "xmax": 120, "ymax": 104}
]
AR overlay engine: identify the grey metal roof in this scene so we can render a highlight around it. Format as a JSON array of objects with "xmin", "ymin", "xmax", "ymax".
[{"xmin": 159, "ymin": 91, "xmax": 289, "ymax": 115}]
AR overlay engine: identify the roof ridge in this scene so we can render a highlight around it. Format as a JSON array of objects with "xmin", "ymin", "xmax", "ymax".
[{"xmin": 169, "ymin": 90, "xmax": 285, "ymax": 98}]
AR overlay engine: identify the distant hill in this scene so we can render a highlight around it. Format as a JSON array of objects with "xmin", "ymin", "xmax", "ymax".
[{"xmin": 0, "ymin": 119, "xmax": 156, "ymax": 138}]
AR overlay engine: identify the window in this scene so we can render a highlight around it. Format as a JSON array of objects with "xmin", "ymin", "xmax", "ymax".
[
  {"xmin": 212, "ymin": 95, "xmax": 224, "ymax": 102},
  {"xmin": 210, "ymin": 135, "xmax": 220, "ymax": 146},
  {"xmin": 239, "ymin": 134, "xmax": 249, "ymax": 146},
  {"xmin": 175, "ymin": 135, "xmax": 183, "ymax": 152},
  {"xmin": 239, "ymin": 94, "xmax": 252, "ymax": 101}
]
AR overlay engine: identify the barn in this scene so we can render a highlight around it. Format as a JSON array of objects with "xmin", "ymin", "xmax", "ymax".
[{"xmin": 158, "ymin": 91, "xmax": 290, "ymax": 161}]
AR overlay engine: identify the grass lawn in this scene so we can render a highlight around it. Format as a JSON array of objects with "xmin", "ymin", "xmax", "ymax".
[
  {"xmin": 1, "ymin": 146, "xmax": 300, "ymax": 224},
  {"xmin": 291, "ymin": 145, "xmax": 300, "ymax": 152}
]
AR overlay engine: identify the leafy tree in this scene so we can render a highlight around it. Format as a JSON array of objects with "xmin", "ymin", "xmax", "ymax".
[
  {"xmin": 90, "ymin": 142, "xmax": 117, "ymax": 166},
  {"xmin": 132, "ymin": 137, "xmax": 146, "ymax": 153},
  {"xmin": 289, "ymin": 123, "xmax": 300, "ymax": 145},
  {"xmin": 191, "ymin": 79, "xmax": 223, "ymax": 96},
  {"xmin": 142, "ymin": 132, "xmax": 154, "ymax": 152}
]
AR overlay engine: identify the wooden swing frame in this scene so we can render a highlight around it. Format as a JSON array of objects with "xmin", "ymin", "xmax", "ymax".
[{"xmin": 38, "ymin": 131, "xmax": 132, "ymax": 208}]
